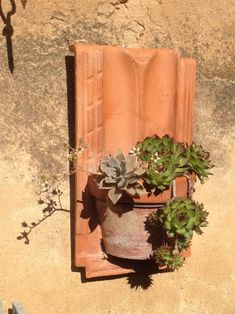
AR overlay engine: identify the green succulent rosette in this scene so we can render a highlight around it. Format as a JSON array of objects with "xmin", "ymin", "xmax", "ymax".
[
  {"xmin": 158, "ymin": 198, "xmax": 209, "ymax": 238},
  {"xmin": 184, "ymin": 143, "xmax": 214, "ymax": 183},
  {"xmin": 154, "ymin": 246, "xmax": 185, "ymax": 270},
  {"xmin": 136, "ymin": 135, "xmax": 187, "ymax": 190}
]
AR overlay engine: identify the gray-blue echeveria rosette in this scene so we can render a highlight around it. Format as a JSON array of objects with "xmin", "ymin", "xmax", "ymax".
[{"xmin": 95, "ymin": 152, "xmax": 146, "ymax": 204}]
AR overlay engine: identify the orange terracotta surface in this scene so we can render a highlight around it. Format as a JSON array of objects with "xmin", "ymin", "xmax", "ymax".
[{"xmin": 69, "ymin": 44, "xmax": 196, "ymax": 278}]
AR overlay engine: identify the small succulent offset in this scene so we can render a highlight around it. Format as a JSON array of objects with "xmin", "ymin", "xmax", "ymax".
[
  {"xmin": 184, "ymin": 143, "xmax": 213, "ymax": 183},
  {"xmin": 153, "ymin": 246, "xmax": 185, "ymax": 271},
  {"xmin": 96, "ymin": 152, "xmax": 146, "ymax": 204}
]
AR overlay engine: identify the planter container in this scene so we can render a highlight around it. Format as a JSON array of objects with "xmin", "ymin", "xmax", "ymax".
[{"xmin": 89, "ymin": 175, "xmax": 194, "ymax": 260}]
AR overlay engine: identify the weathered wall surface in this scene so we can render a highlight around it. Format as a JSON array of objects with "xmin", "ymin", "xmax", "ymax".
[{"xmin": 0, "ymin": 1, "xmax": 234, "ymax": 313}]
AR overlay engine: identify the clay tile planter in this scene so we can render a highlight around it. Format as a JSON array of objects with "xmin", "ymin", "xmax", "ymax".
[{"xmin": 69, "ymin": 44, "xmax": 196, "ymax": 278}]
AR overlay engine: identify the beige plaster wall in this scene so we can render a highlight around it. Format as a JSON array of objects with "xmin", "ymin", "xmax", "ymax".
[{"xmin": 0, "ymin": 0, "xmax": 234, "ymax": 313}]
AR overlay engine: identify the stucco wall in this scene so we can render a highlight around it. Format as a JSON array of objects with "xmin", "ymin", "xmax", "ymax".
[{"xmin": 0, "ymin": 1, "xmax": 234, "ymax": 313}]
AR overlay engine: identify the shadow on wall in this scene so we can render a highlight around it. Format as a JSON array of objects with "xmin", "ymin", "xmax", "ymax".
[
  {"xmin": 65, "ymin": 55, "xmax": 77, "ymax": 276},
  {"xmin": 17, "ymin": 188, "xmax": 70, "ymax": 244},
  {"xmin": 20, "ymin": 0, "xmax": 28, "ymax": 9},
  {"xmin": 0, "ymin": 0, "xmax": 16, "ymax": 73},
  {"xmin": 16, "ymin": 55, "xmax": 75, "ymax": 245},
  {"xmin": 78, "ymin": 267, "xmax": 155, "ymax": 290},
  {"xmin": 0, "ymin": 0, "xmax": 27, "ymax": 74}
]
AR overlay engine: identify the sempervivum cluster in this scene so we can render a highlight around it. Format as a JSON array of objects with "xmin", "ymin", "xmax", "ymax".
[
  {"xmin": 147, "ymin": 197, "xmax": 209, "ymax": 270},
  {"xmin": 135, "ymin": 135, "xmax": 213, "ymax": 190}
]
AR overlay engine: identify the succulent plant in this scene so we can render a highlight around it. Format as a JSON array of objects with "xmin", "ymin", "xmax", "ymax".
[
  {"xmin": 96, "ymin": 152, "xmax": 146, "ymax": 204},
  {"xmin": 95, "ymin": 135, "xmax": 213, "ymax": 196},
  {"xmin": 153, "ymin": 246, "xmax": 185, "ymax": 270},
  {"xmin": 136, "ymin": 135, "xmax": 188, "ymax": 190},
  {"xmin": 136, "ymin": 135, "xmax": 177, "ymax": 161},
  {"xmin": 145, "ymin": 161, "xmax": 176, "ymax": 190},
  {"xmin": 158, "ymin": 198, "xmax": 209, "ymax": 239},
  {"xmin": 146, "ymin": 198, "xmax": 208, "ymax": 270},
  {"xmin": 176, "ymin": 236, "xmax": 192, "ymax": 251},
  {"xmin": 92, "ymin": 135, "xmax": 212, "ymax": 271},
  {"xmin": 135, "ymin": 135, "xmax": 213, "ymax": 190},
  {"xmin": 147, "ymin": 210, "xmax": 192, "ymax": 249},
  {"xmin": 184, "ymin": 143, "xmax": 214, "ymax": 183},
  {"xmin": 146, "ymin": 210, "xmax": 159, "ymax": 227}
]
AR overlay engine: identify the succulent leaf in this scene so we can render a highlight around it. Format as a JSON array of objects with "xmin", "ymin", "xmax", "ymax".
[
  {"xmin": 177, "ymin": 237, "xmax": 192, "ymax": 251},
  {"xmin": 108, "ymin": 187, "xmax": 122, "ymax": 204}
]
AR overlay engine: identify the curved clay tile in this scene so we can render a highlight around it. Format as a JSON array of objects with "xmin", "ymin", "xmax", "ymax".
[{"xmin": 69, "ymin": 44, "xmax": 196, "ymax": 278}]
